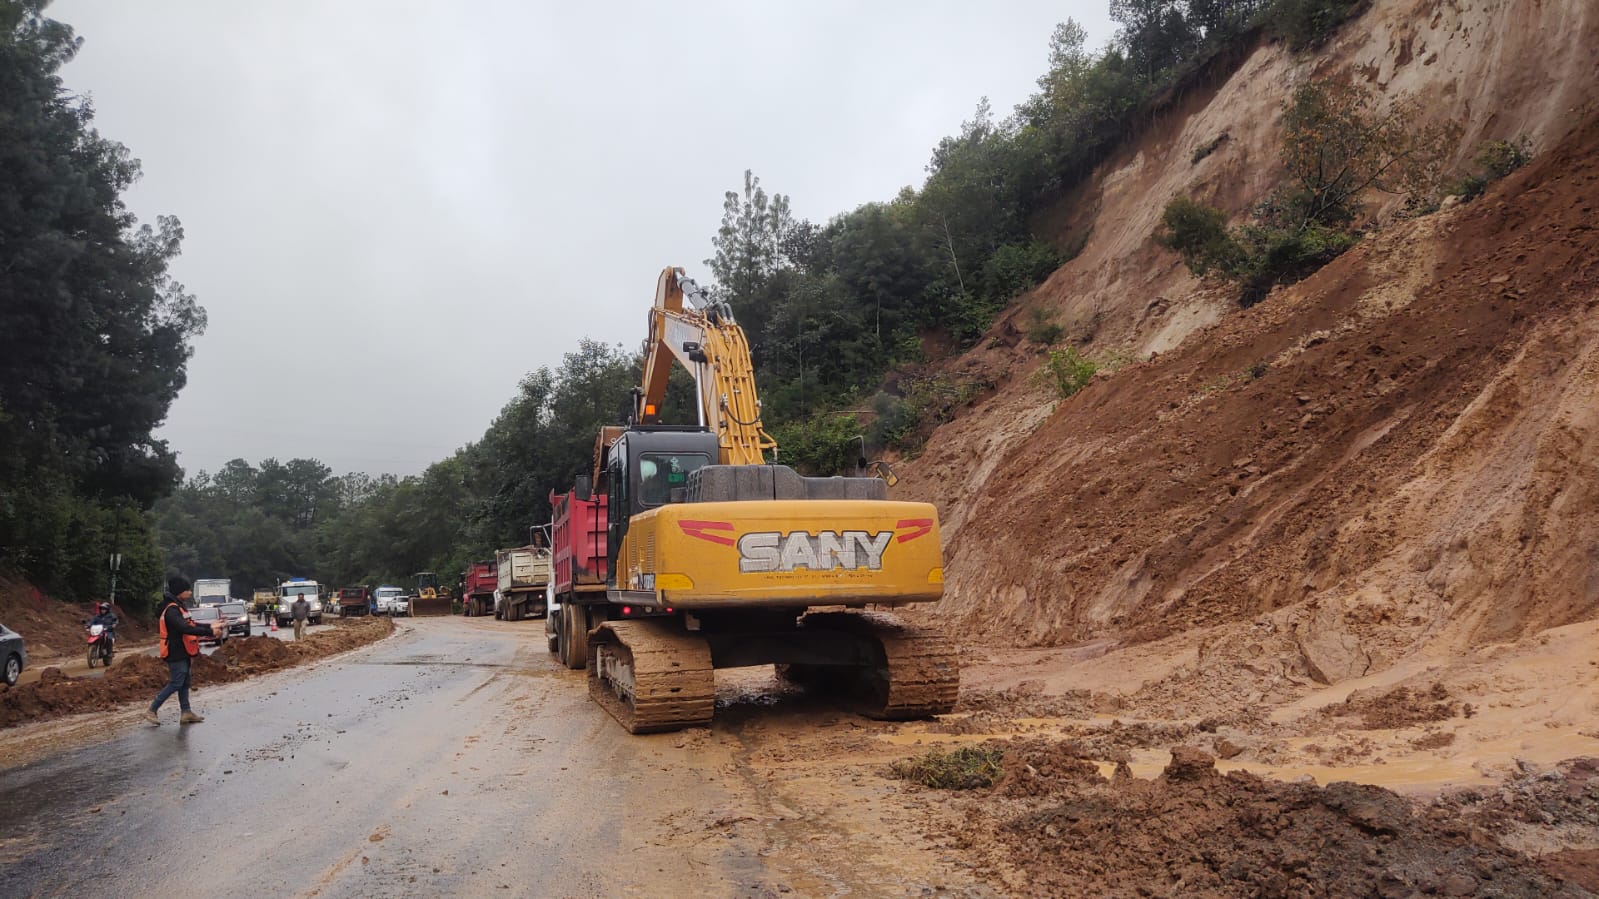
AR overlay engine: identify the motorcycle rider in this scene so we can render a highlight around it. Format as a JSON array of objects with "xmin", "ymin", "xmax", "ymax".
[
  {"xmin": 87, "ymin": 601, "xmax": 119, "ymax": 653},
  {"xmin": 89, "ymin": 601, "xmax": 118, "ymax": 630}
]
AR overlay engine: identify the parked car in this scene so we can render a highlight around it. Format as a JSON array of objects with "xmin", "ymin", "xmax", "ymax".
[
  {"xmin": 188, "ymin": 605, "xmax": 228, "ymax": 645},
  {"xmin": 391, "ymin": 595, "xmax": 411, "ymax": 617},
  {"xmin": 0, "ymin": 623, "xmax": 25, "ymax": 686},
  {"xmin": 218, "ymin": 601, "xmax": 251, "ymax": 638}
]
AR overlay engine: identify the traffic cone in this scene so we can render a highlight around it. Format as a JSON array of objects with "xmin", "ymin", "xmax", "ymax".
[{"xmin": 270, "ymin": 617, "xmax": 277, "ymax": 632}]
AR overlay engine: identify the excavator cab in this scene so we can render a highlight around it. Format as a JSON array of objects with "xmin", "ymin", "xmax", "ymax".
[{"xmin": 601, "ymin": 427, "xmax": 719, "ymax": 590}]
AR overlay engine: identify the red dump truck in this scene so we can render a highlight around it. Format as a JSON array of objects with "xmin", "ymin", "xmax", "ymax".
[
  {"xmin": 460, "ymin": 561, "xmax": 497, "ymax": 617},
  {"xmin": 546, "ymin": 485, "xmax": 609, "ymax": 667}
]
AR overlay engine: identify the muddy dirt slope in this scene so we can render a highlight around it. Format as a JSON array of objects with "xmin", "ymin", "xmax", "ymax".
[
  {"xmin": 901, "ymin": 0, "xmax": 1599, "ymax": 672},
  {"xmin": 0, "ymin": 577, "xmax": 155, "ymax": 661}
]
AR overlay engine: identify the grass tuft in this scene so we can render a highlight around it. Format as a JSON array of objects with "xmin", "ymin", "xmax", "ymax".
[{"xmin": 888, "ymin": 746, "xmax": 1005, "ymax": 790}]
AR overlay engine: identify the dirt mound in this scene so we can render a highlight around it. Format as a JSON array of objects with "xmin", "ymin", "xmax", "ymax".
[
  {"xmin": 104, "ymin": 653, "xmax": 174, "ymax": 689},
  {"xmin": 1315, "ymin": 682, "xmax": 1471, "ymax": 731},
  {"xmin": 0, "ymin": 577, "xmax": 155, "ymax": 661},
  {"xmin": 211, "ymin": 635, "xmax": 293, "ymax": 670},
  {"xmin": 975, "ymin": 743, "xmax": 1586, "ymax": 897},
  {"xmin": 992, "ymin": 738, "xmax": 1106, "ymax": 798},
  {"xmin": 0, "ymin": 617, "xmax": 392, "ymax": 728}
]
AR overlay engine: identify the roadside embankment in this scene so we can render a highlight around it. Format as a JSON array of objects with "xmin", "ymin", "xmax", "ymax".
[{"xmin": 0, "ymin": 616, "xmax": 393, "ymax": 728}]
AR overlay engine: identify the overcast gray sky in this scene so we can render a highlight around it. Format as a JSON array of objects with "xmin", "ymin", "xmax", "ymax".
[{"xmin": 51, "ymin": 0, "xmax": 1114, "ymax": 478}]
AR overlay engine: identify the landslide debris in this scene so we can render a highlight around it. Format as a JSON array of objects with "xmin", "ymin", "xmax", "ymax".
[
  {"xmin": 0, "ymin": 617, "xmax": 392, "ymax": 728},
  {"xmin": 934, "ymin": 742, "xmax": 1596, "ymax": 897},
  {"xmin": 0, "ymin": 578, "xmax": 156, "ymax": 662},
  {"xmin": 905, "ymin": 0, "xmax": 1599, "ymax": 662},
  {"xmin": 1313, "ymin": 682, "xmax": 1472, "ymax": 732}
]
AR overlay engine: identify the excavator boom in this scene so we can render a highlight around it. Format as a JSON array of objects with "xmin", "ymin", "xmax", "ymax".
[{"xmin": 637, "ymin": 267, "xmax": 775, "ymax": 466}]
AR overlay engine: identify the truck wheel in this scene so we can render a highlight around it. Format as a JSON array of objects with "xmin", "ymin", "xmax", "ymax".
[
  {"xmin": 558, "ymin": 606, "xmax": 588, "ymax": 670},
  {"xmin": 507, "ymin": 602, "xmax": 522, "ymax": 623}
]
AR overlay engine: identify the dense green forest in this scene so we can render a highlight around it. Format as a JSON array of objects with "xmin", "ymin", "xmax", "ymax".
[
  {"xmin": 0, "ymin": 0, "xmax": 204, "ymax": 611},
  {"xmin": 3, "ymin": 0, "xmax": 1368, "ymax": 605}
]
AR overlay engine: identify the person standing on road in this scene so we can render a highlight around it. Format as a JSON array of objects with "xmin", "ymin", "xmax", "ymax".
[
  {"xmin": 144, "ymin": 576, "xmax": 225, "ymax": 726},
  {"xmin": 291, "ymin": 592, "xmax": 310, "ymax": 641}
]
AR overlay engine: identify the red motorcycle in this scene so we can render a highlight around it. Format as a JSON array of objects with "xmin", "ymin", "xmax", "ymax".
[{"xmin": 86, "ymin": 622, "xmax": 115, "ymax": 668}]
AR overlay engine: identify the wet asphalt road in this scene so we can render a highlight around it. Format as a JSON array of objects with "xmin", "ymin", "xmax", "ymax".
[{"xmin": 0, "ymin": 618, "xmax": 757, "ymax": 898}]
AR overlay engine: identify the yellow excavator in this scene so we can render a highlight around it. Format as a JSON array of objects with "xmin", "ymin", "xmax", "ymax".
[{"xmin": 573, "ymin": 266, "xmax": 958, "ymax": 732}]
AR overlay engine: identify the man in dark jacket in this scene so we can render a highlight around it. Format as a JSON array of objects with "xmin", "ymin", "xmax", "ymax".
[{"xmin": 144, "ymin": 575, "xmax": 225, "ymax": 726}]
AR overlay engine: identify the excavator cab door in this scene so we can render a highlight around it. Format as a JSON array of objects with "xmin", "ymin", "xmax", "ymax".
[{"xmin": 604, "ymin": 438, "xmax": 628, "ymax": 588}]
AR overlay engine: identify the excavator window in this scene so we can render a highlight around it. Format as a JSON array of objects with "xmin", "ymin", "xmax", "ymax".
[{"xmin": 638, "ymin": 452, "xmax": 709, "ymax": 506}]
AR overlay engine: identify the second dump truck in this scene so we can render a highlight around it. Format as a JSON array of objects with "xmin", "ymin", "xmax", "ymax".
[{"xmin": 495, "ymin": 546, "xmax": 551, "ymax": 621}]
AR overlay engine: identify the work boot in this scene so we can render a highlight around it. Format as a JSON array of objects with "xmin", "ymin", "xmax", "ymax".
[
  {"xmin": 142, "ymin": 709, "xmax": 160, "ymax": 726},
  {"xmin": 180, "ymin": 711, "xmax": 205, "ymax": 724}
]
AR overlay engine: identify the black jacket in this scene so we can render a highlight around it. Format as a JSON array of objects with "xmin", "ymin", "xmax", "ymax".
[{"xmin": 161, "ymin": 596, "xmax": 213, "ymax": 659}]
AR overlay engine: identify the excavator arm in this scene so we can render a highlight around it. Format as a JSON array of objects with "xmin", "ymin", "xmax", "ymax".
[{"xmin": 636, "ymin": 266, "xmax": 776, "ymax": 466}]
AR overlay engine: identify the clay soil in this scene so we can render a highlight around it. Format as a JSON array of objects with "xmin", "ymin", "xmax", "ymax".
[
  {"xmin": 707, "ymin": 618, "xmax": 1599, "ymax": 897},
  {"xmin": 967, "ymin": 742, "xmax": 1590, "ymax": 897},
  {"xmin": 841, "ymin": 105, "xmax": 1599, "ymax": 889},
  {"xmin": 0, "ymin": 576, "xmax": 156, "ymax": 661},
  {"xmin": 0, "ymin": 616, "xmax": 392, "ymax": 728}
]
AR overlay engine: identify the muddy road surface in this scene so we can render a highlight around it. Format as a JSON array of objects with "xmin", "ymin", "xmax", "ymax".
[{"xmin": 0, "ymin": 617, "xmax": 805, "ymax": 898}]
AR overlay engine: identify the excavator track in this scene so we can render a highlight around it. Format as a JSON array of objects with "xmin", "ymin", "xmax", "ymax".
[
  {"xmin": 799, "ymin": 611, "xmax": 960, "ymax": 719},
  {"xmin": 588, "ymin": 619, "xmax": 714, "ymax": 734}
]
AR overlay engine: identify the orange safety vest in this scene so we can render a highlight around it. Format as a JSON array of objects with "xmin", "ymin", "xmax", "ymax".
[{"xmin": 158, "ymin": 601, "xmax": 201, "ymax": 659}]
